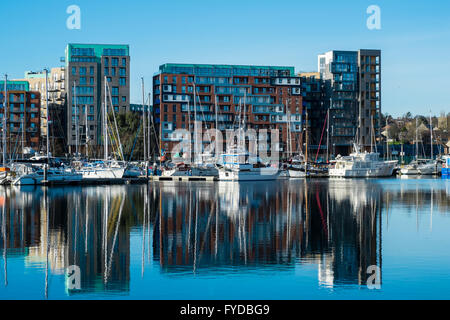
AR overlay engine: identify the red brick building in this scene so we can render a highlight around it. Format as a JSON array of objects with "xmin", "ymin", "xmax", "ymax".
[
  {"xmin": 1, "ymin": 88, "xmax": 41, "ymax": 156},
  {"xmin": 152, "ymin": 64, "xmax": 306, "ymax": 161}
]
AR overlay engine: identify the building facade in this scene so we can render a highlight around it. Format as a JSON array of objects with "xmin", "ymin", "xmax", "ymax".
[
  {"xmin": 14, "ymin": 68, "xmax": 67, "ymax": 154},
  {"xmin": 65, "ymin": 44, "xmax": 130, "ymax": 156},
  {"xmin": 0, "ymin": 81, "xmax": 41, "ymax": 156},
  {"xmin": 152, "ymin": 64, "xmax": 306, "ymax": 161},
  {"xmin": 318, "ymin": 49, "xmax": 381, "ymax": 155}
]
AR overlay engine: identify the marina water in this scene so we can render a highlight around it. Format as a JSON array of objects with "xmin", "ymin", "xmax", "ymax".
[{"xmin": 0, "ymin": 178, "xmax": 449, "ymax": 299}]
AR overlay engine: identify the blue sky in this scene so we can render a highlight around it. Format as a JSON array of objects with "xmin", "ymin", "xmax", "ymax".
[{"xmin": 0, "ymin": 0, "xmax": 449, "ymax": 117}]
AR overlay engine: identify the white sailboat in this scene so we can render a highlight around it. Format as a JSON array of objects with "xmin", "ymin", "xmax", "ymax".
[
  {"xmin": 400, "ymin": 117, "xmax": 421, "ymax": 175},
  {"xmin": 417, "ymin": 112, "xmax": 441, "ymax": 175},
  {"xmin": 75, "ymin": 78, "xmax": 126, "ymax": 181},
  {"xmin": 217, "ymin": 94, "xmax": 279, "ymax": 181}
]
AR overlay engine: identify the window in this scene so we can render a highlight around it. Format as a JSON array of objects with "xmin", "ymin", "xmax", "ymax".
[
  {"xmin": 119, "ymin": 78, "xmax": 126, "ymax": 86},
  {"xmin": 111, "ymin": 68, "xmax": 116, "ymax": 76},
  {"xmin": 164, "ymin": 105, "xmax": 168, "ymax": 112},
  {"xmin": 112, "ymin": 58, "xmax": 118, "ymax": 66},
  {"xmin": 119, "ymin": 68, "xmax": 126, "ymax": 76},
  {"xmin": 107, "ymin": 77, "xmax": 112, "ymax": 82},
  {"xmin": 90, "ymin": 77, "xmax": 94, "ymax": 85},
  {"xmin": 122, "ymin": 96, "xmax": 126, "ymax": 102},
  {"xmin": 80, "ymin": 77, "xmax": 86, "ymax": 85},
  {"xmin": 90, "ymin": 66, "xmax": 94, "ymax": 75},
  {"xmin": 72, "ymin": 67, "xmax": 76, "ymax": 75},
  {"xmin": 89, "ymin": 106, "xmax": 94, "ymax": 114},
  {"xmin": 104, "ymin": 68, "xmax": 109, "ymax": 76},
  {"xmin": 79, "ymin": 67, "xmax": 86, "ymax": 75},
  {"xmin": 122, "ymin": 58, "xmax": 126, "ymax": 66},
  {"xmin": 112, "ymin": 87, "xmax": 119, "ymax": 95},
  {"xmin": 182, "ymin": 77, "xmax": 186, "ymax": 84},
  {"xmin": 163, "ymin": 76, "xmax": 168, "ymax": 83},
  {"xmin": 173, "ymin": 105, "xmax": 177, "ymax": 112},
  {"xmin": 104, "ymin": 58, "xmax": 109, "ymax": 67},
  {"xmin": 173, "ymin": 77, "xmax": 177, "ymax": 83}
]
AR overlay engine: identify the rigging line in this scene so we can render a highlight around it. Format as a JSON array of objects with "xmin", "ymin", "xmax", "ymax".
[
  {"xmin": 106, "ymin": 195, "xmax": 125, "ymax": 282},
  {"xmin": 315, "ymin": 111, "xmax": 328, "ymax": 162},
  {"xmin": 106, "ymin": 83, "xmax": 125, "ymax": 161}
]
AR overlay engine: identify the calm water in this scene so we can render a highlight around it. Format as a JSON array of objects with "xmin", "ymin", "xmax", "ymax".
[{"xmin": 0, "ymin": 178, "xmax": 449, "ymax": 300}]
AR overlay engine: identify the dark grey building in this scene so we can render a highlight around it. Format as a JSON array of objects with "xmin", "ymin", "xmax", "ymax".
[{"xmin": 318, "ymin": 49, "xmax": 381, "ymax": 155}]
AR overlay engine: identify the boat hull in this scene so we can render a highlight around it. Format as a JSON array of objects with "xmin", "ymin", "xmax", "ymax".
[
  {"xmin": 219, "ymin": 168, "xmax": 279, "ymax": 181},
  {"xmin": 329, "ymin": 162, "xmax": 396, "ymax": 178}
]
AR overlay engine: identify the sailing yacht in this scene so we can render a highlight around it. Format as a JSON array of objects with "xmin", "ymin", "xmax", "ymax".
[
  {"xmin": 287, "ymin": 154, "xmax": 308, "ymax": 178},
  {"xmin": 75, "ymin": 79, "xmax": 127, "ymax": 181},
  {"xmin": 11, "ymin": 164, "xmax": 82, "ymax": 186}
]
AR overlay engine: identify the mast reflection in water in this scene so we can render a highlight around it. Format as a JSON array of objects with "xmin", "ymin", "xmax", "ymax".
[
  {"xmin": 0, "ymin": 178, "xmax": 449, "ymax": 299},
  {"xmin": 156, "ymin": 180, "xmax": 381, "ymax": 288}
]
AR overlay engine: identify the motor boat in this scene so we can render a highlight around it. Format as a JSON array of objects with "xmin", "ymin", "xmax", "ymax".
[
  {"xmin": 217, "ymin": 149, "xmax": 279, "ymax": 181},
  {"xmin": 329, "ymin": 144, "xmax": 397, "ymax": 178}
]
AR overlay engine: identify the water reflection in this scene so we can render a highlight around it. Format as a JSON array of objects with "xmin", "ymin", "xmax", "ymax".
[{"xmin": 0, "ymin": 178, "xmax": 449, "ymax": 298}]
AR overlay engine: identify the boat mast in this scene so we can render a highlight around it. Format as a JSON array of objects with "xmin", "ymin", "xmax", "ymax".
[
  {"xmin": 74, "ymin": 81, "xmax": 79, "ymax": 158},
  {"xmin": 141, "ymin": 78, "xmax": 146, "ymax": 164},
  {"xmin": 148, "ymin": 92, "xmax": 151, "ymax": 163},
  {"xmin": 386, "ymin": 117, "xmax": 389, "ymax": 160},
  {"xmin": 415, "ymin": 117, "xmax": 419, "ymax": 160},
  {"xmin": 286, "ymin": 100, "xmax": 291, "ymax": 159},
  {"xmin": 85, "ymin": 97, "xmax": 89, "ymax": 158},
  {"xmin": 193, "ymin": 83, "xmax": 198, "ymax": 163},
  {"xmin": 104, "ymin": 77, "xmax": 108, "ymax": 161},
  {"xmin": 215, "ymin": 95, "xmax": 219, "ymax": 160},
  {"xmin": 326, "ymin": 109, "xmax": 330, "ymax": 163},
  {"xmin": 430, "ymin": 110, "xmax": 433, "ymax": 160},
  {"xmin": 305, "ymin": 109, "xmax": 309, "ymax": 165},
  {"xmin": 2, "ymin": 74, "xmax": 7, "ymax": 166},
  {"xmin": 45, "ymin": 69, "xmax": 50, "ymax": 159}
]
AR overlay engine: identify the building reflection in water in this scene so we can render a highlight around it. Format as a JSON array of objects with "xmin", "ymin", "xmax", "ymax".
[
  {"xmin": 0, "ymin": 179, "xmax": 449, "ymax": 296},
  {"xmin": 154, "ymin": 180, "xmax": 383, "ymax": 287}
]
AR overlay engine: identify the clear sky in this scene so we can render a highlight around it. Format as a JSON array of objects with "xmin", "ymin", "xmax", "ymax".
[{"xmin": 0, "ymin": 0, "xmax": 449, "ymax": 117}]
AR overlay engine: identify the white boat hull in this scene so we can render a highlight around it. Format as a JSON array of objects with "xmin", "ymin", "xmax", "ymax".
[
  {"xmin": 79, "ymin": 167, "xmax": 126, "ymax": 180},
  {"xmin": 219, "ymin": 167, "xmax": 279, "ymax": 181},
  {"xmin": 288, "ymin": 169, "xmax": 307, "ymax": 178},
  {"xmin": 329, "ymin": 162, "xmax": 396, "ymax": 178}
]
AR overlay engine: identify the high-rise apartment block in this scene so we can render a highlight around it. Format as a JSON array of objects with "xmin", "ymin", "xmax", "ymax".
[
  {"xmin": 65, "ymin": 44, "xmax": 130, "ymax": 155},
  {"xmin": 318, "ymin": 49, "xmax": 381, "ymax": 155}
]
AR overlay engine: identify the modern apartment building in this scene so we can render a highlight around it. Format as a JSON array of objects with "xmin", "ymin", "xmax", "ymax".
[
  {"xmin": 318, "ymin": 49, "xmax": 381, "ymax": 155},
  {"xmin": 65, "ymin": 43, "xmax": 130, "ymax": 156},
  {"xmin": 14, "ymin": 68, "xmax": 67, "ymax": 153},
  {"xmin": 0, "ymin": 81, "xmax": 41, "ymax": 156},
  {"xmin": 152, "ymin": 63, "xmax": 305, "ymax": 160}
]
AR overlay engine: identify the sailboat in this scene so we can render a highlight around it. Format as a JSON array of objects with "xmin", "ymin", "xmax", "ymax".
[
  {"xmin": 286, "ymin": 107, "xmax": 308, "ymax": 178},
  {"xmin": 11, "ymin": 70, "xmax": 82, "ymax": 186},
  {"xmin": 417, "ymin": 113, "xmax": 441, "ymax": 175},
  {"xmin": 217, "ymin": 94, "xmax": 279, "ymax": 181},
  {"xmin": 75, "ymin": 78, "xmax": 126, "ymax": 181},
  {"xmin": 329, "ymin": 114, "xmax": 397, "ymax": 178},
  {"xmin": 189, "ymin": 85, "xmax": 218, "ymax": 177}
]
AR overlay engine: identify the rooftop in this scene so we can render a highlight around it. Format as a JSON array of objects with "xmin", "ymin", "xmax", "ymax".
[{"xmin": 157, "ymin": 63, "xmax": 295, "ymax": 77}]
